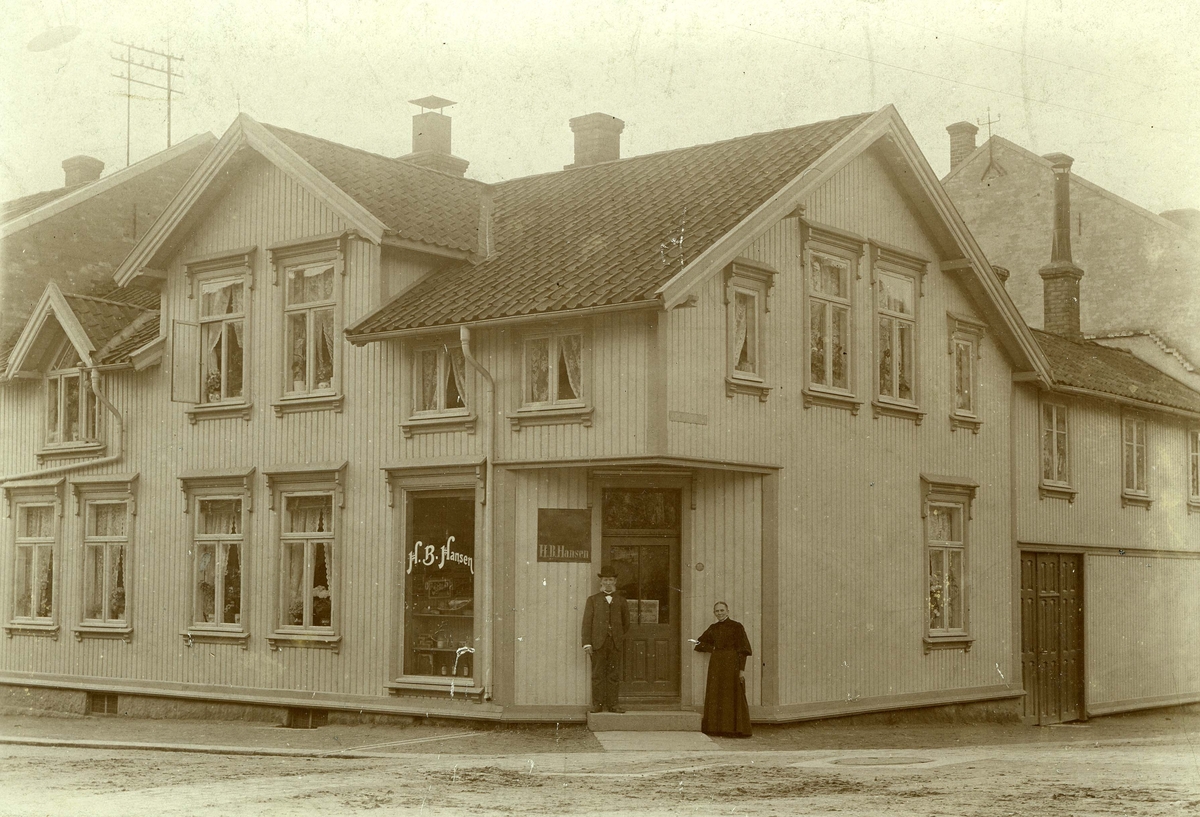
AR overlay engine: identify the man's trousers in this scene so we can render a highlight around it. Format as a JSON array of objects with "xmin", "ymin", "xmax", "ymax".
[{"xmin": 589, "ymin": 637, "xmax": 622, "ymax": 711}]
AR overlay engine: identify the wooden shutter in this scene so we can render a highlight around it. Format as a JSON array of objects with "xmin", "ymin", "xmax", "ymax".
[{"xmin": 171, "ymin": 320, "xmax": 200, "ymax": 404}]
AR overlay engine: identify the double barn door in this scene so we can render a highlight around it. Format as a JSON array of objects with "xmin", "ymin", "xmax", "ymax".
[{"xmin": 1020, "ymin": 552, "xmax": 1084, "ymax": 724}]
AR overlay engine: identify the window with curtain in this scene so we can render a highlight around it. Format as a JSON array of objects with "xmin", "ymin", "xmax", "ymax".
[
  {"xmin": 1122, "ymin": 415, "xmax": 1148, "ymax": 497},
  {"xmin": 199, "ymin": 278, "xmax": 245, "ymax": 404},
  {"xmin": 927, "ymin": 502, "xmax": 966, "ymax": 638},
  {"xmin": 194, "ymin": 498, "xmax": 243, "ymax": 627},
  {"xmin": 413, "ymin": 343, "xmax": 468, "ymax": 416},
  {"xmin": 45, "ymin": 346, "xmax": 98, "ymax": 447},
  {"xmin": 284, "ymin": 262, "xmax": 336, "ymax": 395},
  {"xmin": 281, "ymin": 494, "xmax": 334, "ymax": 630},
  {"xmin": 524, "ymin": 330, "xmax": 583, "ymax": 407},
  {"xmin": 877, "ymin": 270, "xmax": 916, "ymax": 404},
  {"xmin": 809, "ymin": 253, "xmax": 851, "ymax": 391},
  {"xmin": 14, "ymin": 504, "xmax": 55, "ymax": 621},
  {"xmin": 83, "ymin": 501, "xmax": 127, "ymax": 623},
  {"xmin": 1041, "ymin": 402, "xmax": 1070, "ymax": 486}
]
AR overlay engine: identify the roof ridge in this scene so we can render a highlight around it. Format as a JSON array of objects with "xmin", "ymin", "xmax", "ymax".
[
  {"xmin": 495, "ymin": 111, "xmax": 876, "ymax": 188},
  {"xmin": 260, "ymin": 122, "xmax": 489, "ymax": 188},
  {"xmin": 63, "ymin": 291, "xmax": 154, "ymax": 311}
]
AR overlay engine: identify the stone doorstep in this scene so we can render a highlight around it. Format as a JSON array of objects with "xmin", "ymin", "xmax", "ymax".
[{"xmin": 587, "ymin": 710, "xmax": 703, "ymax": 732}]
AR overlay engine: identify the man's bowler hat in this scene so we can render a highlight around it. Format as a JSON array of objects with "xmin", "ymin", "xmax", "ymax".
[{"xmin": 597, "ymin": 564, "xmax": 617, "ymax": 578}]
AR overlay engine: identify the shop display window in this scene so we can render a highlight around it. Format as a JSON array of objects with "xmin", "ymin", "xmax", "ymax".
[{"xmin": 404, "ymin": 494, "xmax": 475, "ymax": 679}]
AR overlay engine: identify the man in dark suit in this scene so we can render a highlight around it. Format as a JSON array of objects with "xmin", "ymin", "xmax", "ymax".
[{"xmin": 581, "ymin": 564, "xmax": 630, "ymax": 713}]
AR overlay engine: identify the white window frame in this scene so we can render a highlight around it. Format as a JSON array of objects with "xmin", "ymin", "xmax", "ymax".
[
  {"xmin": 947, "ymin": 313, "xmax": 985, "ymax": 433},
  {"xmin": 402, "ymin": 338, "xmax": 475, "ymax": 437},
  {"xmin": 264, "ymin": 463, "xmax": 345, "ymax": 652},
  {"xmin": 1121, "ymin": 413, "xmax": 1152, "ymax": 509},
  {"xmin": 198, "ymin": 275, "xmax": 247, "ymax": 406},
  {"xmin": 42, "ymin": 342, "xmax": 101, "ymax": 455},
  {"xmin": 509, "ymin": 323, "xmax": 594, "ymax": 430},
  {"xmin": 4, "ymin": 478, "xmax": 64, "ymax": 639},
  {"xmin": 71, "ymin": 475, "xmax": 137, "ymax": 642},
  {"xmin": 870, "ymin": 242, "xmax": 928, "ymax": 424},
  {"xmin": 1039, "ymin": 400, "xmax": 1075, "ymax": 502},
  {"xmin": 920, "ymin": 474, "xmax": 976, "ymax": 652},
  {"xmin": 1189, "ymin": 429, "xmax": 1200, "ymax": 513},
  {"xmin": 801, "ymin": 223, "xmax": 863, "ymax": 414},
  {"xmin": 724, "ymin": 257, "xmax": 776, "ymax": 402},
  {"xmin": 268, "ymin": 234, "xmax": 347, "ymax": 417}
]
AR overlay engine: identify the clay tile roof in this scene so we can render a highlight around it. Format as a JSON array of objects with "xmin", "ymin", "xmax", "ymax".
[
  {"xmin": 348, "ymin": 112, "xmax": 872, "ymax": 336},
  {"xmin": 1, "ymin": 185, "xmax": 84, "ymax": 222},
  {"xmin": 99, "ymin": 285, "xmax": 160, "ymax": 310},
  {"xmin": 1034, "ymin": 329, "xmax": 1200, "ymax": 414},
  {"xmin": 96, "ymin": 312, "xmax": 160, "ymax": 365},
  {"xmin": 62, "ymin": 293, "xmax": 153, "ymax": 359},
  {"xmin": 262, "ymin": 124, "xmax": 483, "ymax": 253}
]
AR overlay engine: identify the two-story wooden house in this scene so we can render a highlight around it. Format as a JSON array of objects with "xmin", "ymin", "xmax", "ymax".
[{"xmin": 1, "ymin": 103, "xmax": 1195, "ymax": 725}]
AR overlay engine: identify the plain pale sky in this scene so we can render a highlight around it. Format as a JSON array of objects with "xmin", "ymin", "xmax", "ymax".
[{"xmin": 1, "ymin": 0, "xmax": 1198, "ymax": 215}]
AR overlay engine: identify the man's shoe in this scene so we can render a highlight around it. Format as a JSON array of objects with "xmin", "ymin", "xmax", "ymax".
[
  {"xmin": 588, "ymin": 707, "xmax": 603, "ymax": 714},
  {"xmin": 608, "ymin": 706, "xmax": 626, "ymax": 714}
]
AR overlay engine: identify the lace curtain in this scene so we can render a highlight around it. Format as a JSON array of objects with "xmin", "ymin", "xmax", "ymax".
[
  {"xmin": 560, "ymin": 335, "xmax": 582, "ymax": 399},
  {"xmin": 732, "ymin": 297, "xmax": 750, "ymax": 372},
  {"xmin": 449, "ymin": 347, "xmax": 468, "ymax": 408}
]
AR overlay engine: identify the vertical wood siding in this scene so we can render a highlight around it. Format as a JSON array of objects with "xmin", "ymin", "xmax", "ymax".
[
  {"xmin": 667, "ymin": 148, "xmax": 1017, "ymax": 709},
  {"xmin": 1085, "ymin": 553, "xmax": 1200, "ymax": 710}
]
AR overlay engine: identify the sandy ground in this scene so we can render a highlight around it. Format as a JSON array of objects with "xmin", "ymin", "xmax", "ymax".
[{"xmin": 0, "ymin": 711, "xmax": 1198, "ymax": 815}]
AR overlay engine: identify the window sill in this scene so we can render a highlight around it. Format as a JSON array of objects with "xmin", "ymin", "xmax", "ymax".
[
  {"xmin": 508, "ymin": 404, "xmax": 593, "ymax": 431},
  {"xmin": 386, "ymin": 678, "xmax": 482, "ymax": 698},
  {"xmin": 1121, "ymin": 492, "xmax": 1153, "ymax": 510},
  {"xmin": 73, "ymin": 624, "xmax": 132, "ymax": 643},
  {"xmin": 37, "ymin": 442, "xmax": 105, "ymax": 462},
  {"xmin": 725, "ymin": 375, "xmax": 771, "ymax": 402},
  {"xmin": 402, "ymin": 412, "xmax": 477, "ymax": 438},
  {"xmin": 267, "ymin": 631, "xmax": 341, "ymax": 653},
  {"xmin": 5, "ymin": 621, "xmax": 59, "ymax": 640},
  {"xmin": 949, "ymin": 413, "xmax": 982, "ymax": 434},
  {"xmin": 187, "ymin": 401, "xmax": 252, "ymax": 424},
  {"xmin": 181, "ymin": 628, "xmax": 250, "ymax": 649},
  {"xmin": 802, "ymin": 388, "xmax": 861, "ymax": 414},
  {"xmin": 1188, "ymin": 500, "xmax": 1200, "ymax": 515},
  {"xmin": 872, "ymin": 399, "xmax": 926, "ymax": 424},
  {"xmin": 1039, "ymin": 483, "xmax": 1077, "ymax": 503},
  {"xmin": 272, "ymin": 392, "xmax": 343, "ymax": 417},
  {"xmin": 924, "ymin": 635, "xmax": 973, "ymax": 653}
]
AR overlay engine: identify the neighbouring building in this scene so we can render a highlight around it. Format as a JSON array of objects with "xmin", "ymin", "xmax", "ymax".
[
  {"xmin": 941, "ymin": 122, "xmax": 1200, "ymax": 390},
  {"xmin": 0, "ymin": 104, "xmax": 1196, "ymax": 726}
]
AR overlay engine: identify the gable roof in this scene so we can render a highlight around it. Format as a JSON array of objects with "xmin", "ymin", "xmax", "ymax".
[
  {"xmin": 2, "ymin": 185, "xmax": 84, "ymax": 221},
  {"xmin": 943, "ymin": 136, "xmax": 1196, "ymax": 241},
  {"xmin": 347, "ymin": 112, "xmax": 871, "ymax": 336},
  {"xmin": 1034, "ymin": 329, "xmax": 1200, "ymax": 416}
]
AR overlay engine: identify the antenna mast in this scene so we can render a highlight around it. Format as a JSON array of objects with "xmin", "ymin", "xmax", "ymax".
[{"xmin": 112, "ymin": 40, "xmax": 185, "ymax": 165}]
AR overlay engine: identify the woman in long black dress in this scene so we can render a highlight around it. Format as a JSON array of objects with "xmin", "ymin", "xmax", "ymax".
[{"xmin": 691, "ymin": 601, "xmax": 752, "ymax": 737}]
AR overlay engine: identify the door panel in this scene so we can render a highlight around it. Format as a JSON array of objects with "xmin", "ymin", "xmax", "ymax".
[
  {"xmin": 604, "ymin": 534, "xmax": 680, "ymax": 700},
  {"xmin": 1021, "ymin": 551, "xmax": 1085, "ymax": 725}
]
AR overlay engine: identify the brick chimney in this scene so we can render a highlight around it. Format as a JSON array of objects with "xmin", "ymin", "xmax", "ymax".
[
  {"xmin": 566, "ymin": 113, "xmax": 625, "ymax": 169},
  {"xmin": 946, "ymin": 121, "xmax": 978, "ymax": 172},
  {"xmin": 398, "ymin": 96, "xmax": 469, "ymax": 177},
  {"xmin": 1160, "ymin": 208, "xmax": 1200, "ymax": 233},
  {"xmin": 1039, "ymin": 153, "xmax": 1084, "ymax": 338},
  {"xmin": 62, "ymin": 155, "xmax": 104, "ymax": 187}
]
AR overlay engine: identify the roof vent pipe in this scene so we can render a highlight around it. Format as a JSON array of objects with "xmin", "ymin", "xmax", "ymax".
[{"xmin": 1038, "ymin": 153, "xmax": 1085, "ymax": 338}]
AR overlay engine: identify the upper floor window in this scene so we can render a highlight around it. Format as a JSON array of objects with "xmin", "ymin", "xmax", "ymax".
[
  {"xmin": 1190, "ymin": 430, "xmax": 1200, "ymax": 506},
  {"xmin": 83, "ymin": 501, "xmax": 128, "ymax": 625},
  {"xmin": 808, "ymin": 252, "xmax": 852, "ymax": 393},
  {"xmin": 947, "ymin": 314, "xmax": 985, "ymax": 433},
  {"xmin": 199, "ymin": 278, "xmax": 245, "ymax": 405},
  {"xmin": 724, "ymin": 257, "xmax": 776, "ymax": 401},
  {"xmin": 1041, "ymin": 402, "xmax": 1070, "ymax": 484},
  {"xmin": 13, "ymin": 504, "xmax": 55, "ymax": 621},
  {"xmin": 45, "ymin": 347, "xmax": 98, "ymax": 447},
  {"xmin": 876, "ymin": 270, "xmax": 916, "ymax": 405},
  {"xmin": 285, "ymin": 262, "xmax": 336, "ymax": 396},
  {"xmin": 1122, "ymin": 414, "xmax": 1151, "ymax": 508},
  {"xmin": 414, "ymin": 343, "xmax": 468, "ymax": 416},
  {"xmin": 524, "ymin": 330, "xmax": 583, "ymax": 408}
]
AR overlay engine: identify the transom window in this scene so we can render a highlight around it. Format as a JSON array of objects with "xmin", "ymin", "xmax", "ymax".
[
  {"xmin": 199, "ymin": 278, "xmax": 245, "ymax": 404},
  {"xmin": 281, "ymin": 494, "xmax": 334, "ymax": 630},
  {"xmin": 14, "ymin": 504, "xmax": 55, "ymax": 620},
  {"xmin": 809, "ymin": 253, "xmax": 851, "ymax": 391},
  {"xmin": 414, "ymin": 343, "xmax": 468, "ymax": 416},
  {"xmin": 46, "ymin": 347, "xmax": 98, "ymax": 446},
  {"xmin": 1041, "ymin": 402, "xmax": 1070, "ymax": 485},
  {"xmin": 927, "ymin": 503, "xmax": 966, "ymax": 637},
  {"xmin": 194, "ymin": 498, "xmax": 243, "ymax": 627},
  {"xmin": 1122, "ymin": 415, "xmax": 1148, "ymax": 497},
  {"xmin": 83, "ymin": 501, "xmax": 128, "ymax": 624},
  {"xmin": 524, "ymin": 331, "xmax": 583, "ymax": 406},
  {"xmin": 877, "ymin": 270, "xmax": 916, "ymax": 403},
  {"xmin": 285, "ymin": 263, "xmax": 336, "ymax": 395}
]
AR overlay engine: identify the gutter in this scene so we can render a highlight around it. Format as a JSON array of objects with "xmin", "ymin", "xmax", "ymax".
[
  {"xmin": 458, "ymin": 326, "xmax": 496, "ymax": 702},
  {"xmin": 346, "ymin": 300, "xmax": 662, "ymax": 346},
  {"xmin": 0, "ymin": 369, "xmax": 124, "ymax": 485},
  {"xmin": 1049, "ymin": 383, "xmax": 1200, "ymax": 422}
]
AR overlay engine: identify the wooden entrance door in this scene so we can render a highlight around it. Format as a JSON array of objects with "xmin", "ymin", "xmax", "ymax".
[
  {"xmin": 1020, "ymin": 552, "xmax": 1084, "ymax": 724},
  {"xmin": 601, "ymin": 487, "xmax": 682, "ymax": 704}
]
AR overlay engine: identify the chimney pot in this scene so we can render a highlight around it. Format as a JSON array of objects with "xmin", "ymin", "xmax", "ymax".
[
  {"xmin": 946, "ymin": 121, "xmax": 979, "ymax": 172},
  {"xmin": 1039, "ymin": 151, "xmax": 1084, "ymax": 338},
  {"xmin": 62, "ymin": 155, "xmax": 104, "ymax": 187},
  {"xmin": 399, "ymin": 97, "xmax": 469, "ymax": 177},
  {"xmin": 567, "ymin": 113, "xmax": 625, "ymax": 169}
]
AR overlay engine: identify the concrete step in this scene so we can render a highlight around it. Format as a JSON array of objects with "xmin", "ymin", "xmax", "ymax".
[{"xmin": 587, "ymin": 710, "xmax": 703, "ymax": 732}]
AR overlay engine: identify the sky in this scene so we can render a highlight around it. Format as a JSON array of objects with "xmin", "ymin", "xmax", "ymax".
[{"xmin": 1, "ymin": 0, "xmax": 1198, "ymax": 215}]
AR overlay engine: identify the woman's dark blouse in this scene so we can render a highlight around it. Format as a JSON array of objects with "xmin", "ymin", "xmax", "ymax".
[{"xmin": 694, "ymin": 619, "xmax": 753, "ymax": 669}]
